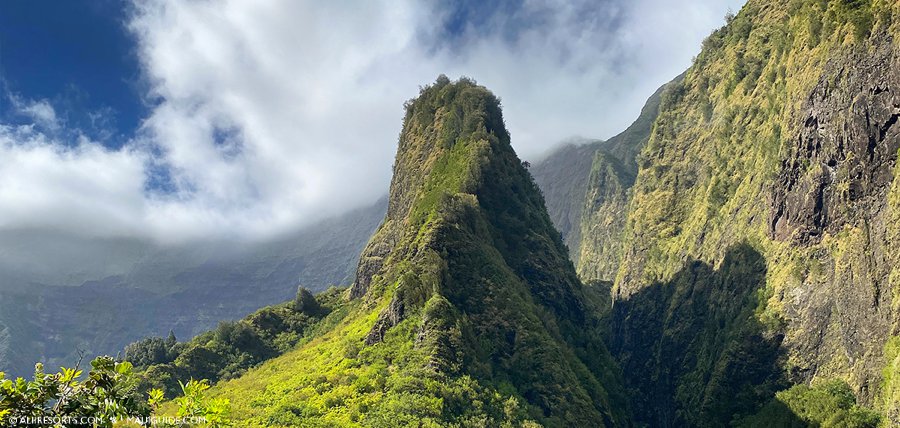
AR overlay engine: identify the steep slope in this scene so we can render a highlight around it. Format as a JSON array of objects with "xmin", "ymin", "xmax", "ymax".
[
  {"xmin": 0, "ymin": 198, "xmax": 385, "ymax": 378},
  {"xmin": 531, "ymin": 81, "xmax": 672, "ymax": 273},
  {"xmin": 575, "ymin": 0, "xmax": 900, "ymax": 426},
  {"xmin": 575, "ymin": 81, "xmax": 673, "ymax": 282},
  {"xmin": 201, "ymin": 77, "xmax": 628, "ymax": 427},
  {"xmin": 530, "ymin": 138, "xmax": 602, "ymax": 260}
]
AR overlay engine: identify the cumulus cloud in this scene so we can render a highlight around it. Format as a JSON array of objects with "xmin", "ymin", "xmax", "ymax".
[
  {"xmin": 0, "ymin": 124, "xmax": 146, "ymax": 236},
  {"xmin": 0, "ymin": 0, "xmax": 745, "ymax": 246},
  {"xmin": 430, "ymin": 0, "xmax": 747, "ymax": 156}
]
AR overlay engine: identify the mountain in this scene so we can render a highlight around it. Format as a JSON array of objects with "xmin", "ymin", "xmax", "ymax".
[
  {"xmin": 152, "ymin": 2, "xmax": 900, "ymax": 423},
  {"xmin": 193, "ymin": 77, "xmax": 629, "ymax": 426},
  {"xmin": 0, "ymin": 198, "xmax": 385, "ymax": 377},
  {"xmin": 541, "ymin": 0, "xmax": 900, "ymax": 426},
  {"xmin": 15, "ymin": 1, "xmax": 900, "ymax": 426},
  {"xmin": 529, "ymin": 138, "xmax": 602, "ymax": 260},
  {"xmin": 532, "ymin": 78, "xmax": 674, "ymax": 277}
]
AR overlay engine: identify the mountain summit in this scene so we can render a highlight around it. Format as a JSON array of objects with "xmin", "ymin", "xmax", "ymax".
[{"xmin": 203, "ymin": 77, "xmax": 628, "ymax": 426}]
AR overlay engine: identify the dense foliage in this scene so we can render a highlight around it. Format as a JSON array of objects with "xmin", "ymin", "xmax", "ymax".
[
  {"xmin": 520, "ymin": 0, "xmax": 900, "ymax": 426},
  {"xmin": 550, "ymin": 0, "xmax": 900, "ymax": 425},
  {"xmin": 127, "ymin": 287, "xmax": 338, "ymax": 398},
  {"xmin": 611, "ymin": 244, "xmax": 788, "ymax": 426},
  {"xmin": 159, "ymin": 379, "xmax": 232, "ymax": 428},
  {"xmin": 163, "ymin": 77, "xmax": 630, "ymax": 427},
  {"xmin": 738, "ymin": 380, "xmax": 881, "ymax": 427},
  {"xmin": 0, "ymin": 357, "xmax": 149, "ymax": 426}
]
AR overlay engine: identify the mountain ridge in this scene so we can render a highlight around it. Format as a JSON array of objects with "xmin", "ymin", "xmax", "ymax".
[
  {"xmin": 0, "ymin": 197, "xmax": 386, "ymax": 377},
  {"xmin": 566, "ymin": 0, "xmax": 900, "ymax": 425},
  {"xmin": 193, "ymin": 76, "xmax": 629, "ymax": 427}
]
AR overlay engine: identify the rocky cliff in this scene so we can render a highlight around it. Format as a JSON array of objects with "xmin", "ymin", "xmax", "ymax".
[
  {"xmin": 530, "ymin": 139, "xmax": 602, "ymax": 262},
  {"xmin": 566, "ymin": 0, "xmax": 900, "ymax": 425},
  {"xmin": 531, "ymin": 81, "xmax": 673, "ymax": 280}
]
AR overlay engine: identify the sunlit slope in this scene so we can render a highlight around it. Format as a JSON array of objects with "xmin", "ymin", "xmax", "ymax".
[
  {"xmin": 578, "ymin": 0, "xmax": 900, "ymax": 425},
  {"xmin": 202, "ymin": 77, "xmax": 629, "ymax": 427}
]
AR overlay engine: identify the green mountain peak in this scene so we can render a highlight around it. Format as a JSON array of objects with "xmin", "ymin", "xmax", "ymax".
[{"xmin": 197, "ymin": 77, "xmax": 627, "ymax": 426}]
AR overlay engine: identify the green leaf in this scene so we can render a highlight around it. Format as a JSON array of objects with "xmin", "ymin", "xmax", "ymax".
[
  {"xmin": 59, "ymin": 367, "xmax": 82, "ymax": 383},
  {"xmin": 148, "ymin": 388, "xmax": 165, "ymax": 407},
  {"xmin": 115, "ymin": 361, "xmax": 133, "ymax": 376}
]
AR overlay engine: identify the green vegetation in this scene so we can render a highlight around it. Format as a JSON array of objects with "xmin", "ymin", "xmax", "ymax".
[
  {"xmin": 127, "ymin": 287, "xmax": 341, "ymax": 398},
  {"xmin": 0, "ymin": 286, "xmax": 338, "ymax": 426},
  {"xmin": 0, "ymin": 353, "xmax": 252, "ymax": 426},
  {"xmin": 554, "ymin": 0, "xmax": 900, "ymax": 426},
  {"xmin": 880, "ymin": 336, "xmax": 900, "ymax": 424},
  {"xmin": 611, "ymin": 244, "xmax": 788, "ymax": 427},
  {"xmin": 156, "ymin": 380, "xmax": 232, "ymax": 428},
  {"xmin": 158, "ymin": 77, "xmax": 630, "ymax": 427},
  {"xmin": 0, "ymin": 357, "xmax": 149, "ymax": 426},
  {"xmin": 738, "ymin": 380, "xmax": 881, "ymax": 427}
]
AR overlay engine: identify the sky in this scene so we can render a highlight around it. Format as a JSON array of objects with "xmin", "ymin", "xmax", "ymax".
[{"xmin": 0, "ymin": 0, "xmax": 746, "ymax": 249}]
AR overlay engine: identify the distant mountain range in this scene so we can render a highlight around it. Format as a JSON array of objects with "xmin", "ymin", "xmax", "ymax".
[{"xmin": 0, "ymin": 197, "xmax": 386, "ymax": 377}]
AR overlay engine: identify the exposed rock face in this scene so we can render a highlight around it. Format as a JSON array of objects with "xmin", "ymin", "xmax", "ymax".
[
  {"xmin": 771, "ymin": 32, "xmax": 900, "ymax": 245},
  {"xmin": 530, "ymin": 140, "xmax": 602, "ymax": 261},
  {"xmin": 568, "ymin": 1, "xmax": 900, "ymax": 425},
  {"xmin": 768, "ymin": 29, "xmax": 900, "ymax": 406},
  {"xmin": 364, "ymin": 290, "xmax": 405, "ymax": 345}
]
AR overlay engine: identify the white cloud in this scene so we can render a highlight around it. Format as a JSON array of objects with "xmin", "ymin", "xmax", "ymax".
[
  {"xmin": 0, "ymin": 125, "xmax": 146, "ymax": 237},
  {"xmin": 0, "ymin": 0, "xmax": 746, "ymax": 246},
  {"xmin": 11, "ymin": 97, "xmax": 59, "ymax": 130}
]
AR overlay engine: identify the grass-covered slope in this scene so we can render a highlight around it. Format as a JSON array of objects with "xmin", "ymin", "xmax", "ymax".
[
  {"xmin": 128, "ymin": 287, "xmax": 342, "ymax": 399},
  {"xmin": 192, "ymin": 77, "xmax": 628, "ymax": 427},
  {"xmin": 581, "ymin": 0, "xmax": 900, "ymax": 426}
]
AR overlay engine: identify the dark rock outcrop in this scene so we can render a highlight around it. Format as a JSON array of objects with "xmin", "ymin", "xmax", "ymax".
[
  {"xmin": 766, "ymin": 29, "xmax": 900, "ymax": 405},
  {"xmin": 771, "ymin": 31, "xmax": 900, "ymax": 245}
]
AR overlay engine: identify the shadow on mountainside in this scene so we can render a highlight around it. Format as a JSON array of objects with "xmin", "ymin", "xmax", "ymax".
[{"xmin": 609, "ymin": 243, "xmax": 803, "ymax": 427}]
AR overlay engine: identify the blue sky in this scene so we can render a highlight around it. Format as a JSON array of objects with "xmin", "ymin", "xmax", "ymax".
[
  {"xmin": 0, "ymin": 0, "xmax": 745, "ymax": 250},
  {"xmin": 0, "ymin": 0, "xmax": 144, "ymax": 145},
  {"xmin": 0, "ymin": 0, "xmax": 618, "ymax": 146}
]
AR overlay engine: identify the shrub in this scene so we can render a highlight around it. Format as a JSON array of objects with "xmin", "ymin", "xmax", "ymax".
[
  {"xmin": 738, "ymin": 380, "xmax": 881, "ymax": 427},
  {"xmin": 125, "ymin": 334, "xmax": 180, "ymax": 368},
  {"xmin": 294, "ymin": 286, "xmax": 321, "ymax": 314},
  {"xmin": 0, "ymin": 357, "xmax": 150, "ymax": 425}
]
